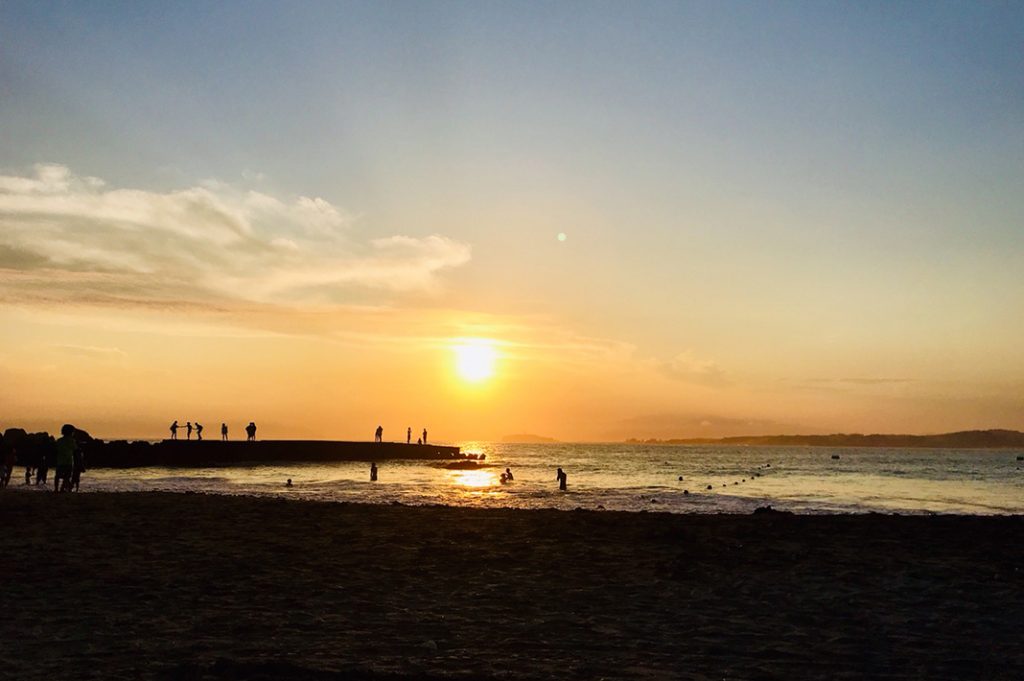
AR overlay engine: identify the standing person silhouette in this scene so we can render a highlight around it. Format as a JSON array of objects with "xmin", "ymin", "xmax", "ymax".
[
  {"xmin": 221, "ymin": 423, "xmax": 228, "ymax": 441},
  {"xmin": 422, "ymin": 428, "xmax": 428, "ymax": 445},
  {"xmin": 71, "ymin": 445, "xmax": 85, "ymax": 492},
  {"xmin": 170, "ymin": 420, "xmax": 179, "ymax": 440},
  {"xmin": 375, "ymin": 425, "xmax": 383, "ymax": 443},
  {"xmin": 406, "ymin": 427, "xmax": 411, "ymax": 444},
  {"xmin": 246, "ymin": 422, "xmax": 257, "ymax": 441},
  {"xmin": 186, "ymin": 422, "xmax": 193, "ymax": 441},
  {"xmin": 370, "ymin": 462, "xmax": 378, "ymax": 481},
  {"xmin": 196, "ymin": 423, "xmax": 204, "ymax": 441},
  {"xmin": 54, "ymin": 424, "xmax": 77, "ymax": 493},
  {"xmin": 556, "ymin": 467, "xmax": 567, "ymax": 491}
]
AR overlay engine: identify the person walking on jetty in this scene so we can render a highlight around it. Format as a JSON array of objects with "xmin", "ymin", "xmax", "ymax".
[
  {"xmin": 556, "ymin": 467, "xmax": 567, "ymax": 491},
  {"xmin": 221, "ymin": 423, "xmax": 228, "ymax": 441},
  {"xmin": 375, "ymin": 425, "xmax": 383, "ymax": 443},
  {"xmin": 407, "ymin": 427, "xmax": 411, "ymax": 444},
  {"xmin": 169, "ymin": 420, "xmax": 179, "ymax": 440},
  {"xmin": 186, "ymin": 422, "xmax": 193, "ymax": 441},
  {"xmin": 246, "ymin": 422, "xmax": 257, "ymax": 441},
  {"xmin": 370, "ymin": 462, "xmax": 378, "ymax": 481},
  {"xmin": 422, "ymin": 428, "xmax": 428, "ymax": 445},
  {"xmin": 54, "ymin": 424, "xmax": 77, "ymax": 493}
]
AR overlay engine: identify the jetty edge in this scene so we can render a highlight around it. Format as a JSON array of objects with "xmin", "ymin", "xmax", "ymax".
[
  {"xmin": 1, "ymin": 427, "xmax": 463, "ymax": 468},
  {"xmin": 91, "ymin": 440, "xmax": 464, "ymax": 468}
]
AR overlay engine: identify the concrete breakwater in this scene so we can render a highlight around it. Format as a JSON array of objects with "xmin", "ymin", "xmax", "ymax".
[
  {"xmin": 91, "ymin": 440, "xmax": 463, "ymax": 467},
  {"xmin": 1, "ymin": 428, "xmax": 462, "ymax": 468}
]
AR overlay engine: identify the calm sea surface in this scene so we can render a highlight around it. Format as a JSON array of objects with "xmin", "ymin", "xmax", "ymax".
[{"xmin": 60, "ymin": 443, "xmax": 1024, "ymax": 514}]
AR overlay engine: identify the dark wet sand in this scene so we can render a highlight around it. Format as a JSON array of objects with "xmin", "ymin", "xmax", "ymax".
[{"xmin": 2, "ymin": 492, "xmax": 1021, "ymax": 680}]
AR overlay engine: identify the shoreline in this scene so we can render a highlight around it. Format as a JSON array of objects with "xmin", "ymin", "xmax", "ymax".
[
  {"xmin": 7, "ymin": 483, "xmax": 1023, "ymax": 517},
  {"xmin": 2, "ymin": 491, "xmax": 1021, "ymax": 680}
]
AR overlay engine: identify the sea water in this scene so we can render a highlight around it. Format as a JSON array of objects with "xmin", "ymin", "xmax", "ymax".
[{"xmin": 62, "ymin": 443, "xmax": 1024, "ymax": 514}]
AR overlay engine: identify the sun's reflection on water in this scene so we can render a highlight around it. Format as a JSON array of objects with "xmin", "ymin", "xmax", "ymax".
[{"xmin": 450, "ymin": 469, "xmax": 498, "ymax": 489}]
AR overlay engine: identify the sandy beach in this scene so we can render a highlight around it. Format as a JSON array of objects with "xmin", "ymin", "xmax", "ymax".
[{"xmin": 2, "ymin": 492, "xmax": 1021, "ymax": 680}]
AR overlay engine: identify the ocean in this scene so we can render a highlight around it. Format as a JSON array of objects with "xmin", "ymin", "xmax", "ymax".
[{"xmin": 66, "ymin": 443, "xmax": 1024, "ymax": 514}]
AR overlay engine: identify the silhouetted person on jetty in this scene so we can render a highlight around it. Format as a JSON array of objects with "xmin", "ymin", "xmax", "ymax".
[
  {"xmin": 246, "ymin": 422, "xmax": 257, "ymax": 441},
  {"xmin": 196, "ymin": 423, "xmax": 204, "ymax": 441},
  {"xmin": 422, "ymin": 428, "xmax": 428, "ymax": 444},
  {"xmin": 221, "ymin": 423, "xmax": 228, "ymax": 441},
  {"xmin": 505, "ymin": 467, "xmax": 514, "ymax": 481},
  {"xmin": 556, "ymin": 467, "xmax": 567, "ymax": 490},
  {"xmin": 370, "ymin": 462, "xmax": 378, "ymax": 481},
  {"xmin": 186, "ymin": 422, "xmax": 193, "ymax": 441},
  {"xmin": 375, "ymin": 425, "xmax": 383, "ymax": 443},
  {"xmin": 170, "ymin": 420, "xmax": 179, "ymax": 440},
  {"xmin": 407, "ymin": 427, "xmax": 411, "ymax": 444},
  {"xmin": 54, "ymin": 424, "xmax": 77, "ymax": 493}
]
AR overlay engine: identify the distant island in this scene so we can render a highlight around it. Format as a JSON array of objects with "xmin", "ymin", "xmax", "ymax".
[
  {"xmin": 502, "ymin": 433, "xmax": 560, "ymax": 443},
  {"xmin": 626, "ymin": 429, "xmax": 1024, "ymax": 449}
]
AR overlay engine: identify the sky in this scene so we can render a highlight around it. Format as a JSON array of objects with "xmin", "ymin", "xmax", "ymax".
[{"xmin": 1, "ymin": 1, "xmax": 1023, "ymax": 441}]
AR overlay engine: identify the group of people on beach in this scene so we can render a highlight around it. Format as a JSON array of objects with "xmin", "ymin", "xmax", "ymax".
[
  {"xmin": 169, "ymin": 421, "xmax": 258, "ymax": 441},
  {"xmin": 0, "ymin": 424, "xmax": 86, "ymax": 493},
  {"xmin": 375, "ymin": 425, "xmax": 430, "ymax": 445}
]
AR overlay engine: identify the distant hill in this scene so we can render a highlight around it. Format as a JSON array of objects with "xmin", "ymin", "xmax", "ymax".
[
  {"xmin": 626, "ymin": 429, "xmax": 1024, "ymax": 449},
  {"xmin": 502, "ymin": 433, "xmax": 560, "ymax": 443}
]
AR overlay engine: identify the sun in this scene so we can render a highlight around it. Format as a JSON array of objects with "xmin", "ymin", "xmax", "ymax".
[{"xmin": 453, "ymin": 339, "xmax": 497, "ymax": 383}]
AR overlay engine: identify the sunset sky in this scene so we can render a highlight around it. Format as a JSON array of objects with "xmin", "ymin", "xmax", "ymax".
[{"xmin": 2, "ymin": 2, "xmax": 1022, "ymax": 441}]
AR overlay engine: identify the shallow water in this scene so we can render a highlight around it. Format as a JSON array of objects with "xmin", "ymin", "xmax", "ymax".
[{"xmin": 31, "ymin": 443, "xmax": 1024, "ymax": 514}]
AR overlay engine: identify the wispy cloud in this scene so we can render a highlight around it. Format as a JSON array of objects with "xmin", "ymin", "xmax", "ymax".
[
  {"xmin": 658, "ymin": 350, "xmax": 729, "ymax": 386},
  {"xmin": 0, "ymin": 164, "xmax": 471, "ymax": 308},
  {"xmin": 51, "ymin": 344, "xmax": 127, "ymax": 360}
]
